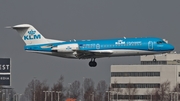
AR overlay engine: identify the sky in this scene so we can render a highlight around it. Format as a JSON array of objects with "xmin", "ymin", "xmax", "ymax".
[{"xmin": 0, "ymin": 0, "xmax": 180, "ymax": 94}]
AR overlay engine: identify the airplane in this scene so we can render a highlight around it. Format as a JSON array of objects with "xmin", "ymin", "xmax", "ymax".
[{"xmin": 7, "ymin": 24, "xmax": 174, "ymax": 67}]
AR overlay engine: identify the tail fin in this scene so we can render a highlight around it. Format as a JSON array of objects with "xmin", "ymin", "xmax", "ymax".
[{"xmin": 11, "ymin": 24, "xmax": 49, "ymax": 45}]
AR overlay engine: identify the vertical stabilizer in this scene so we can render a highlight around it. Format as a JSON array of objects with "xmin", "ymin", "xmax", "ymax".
[{"xmin": 12, "ymin": 24, "xmax": 48, "ymax": 45}]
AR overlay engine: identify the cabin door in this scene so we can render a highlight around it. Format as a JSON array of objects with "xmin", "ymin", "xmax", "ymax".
[{"xmin": 148, "ymin": 41, "xmax": 153, "ymax": 50}]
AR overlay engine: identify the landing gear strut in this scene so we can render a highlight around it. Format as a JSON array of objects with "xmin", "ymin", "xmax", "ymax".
[{"xmin": 89, "ymin": 58, "xmax": 97, "ymax": 67}]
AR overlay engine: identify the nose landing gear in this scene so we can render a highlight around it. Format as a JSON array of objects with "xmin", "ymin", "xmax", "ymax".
[{"xmin": 89, "ymin": 58, "xmax": 97, "ymax": 67}]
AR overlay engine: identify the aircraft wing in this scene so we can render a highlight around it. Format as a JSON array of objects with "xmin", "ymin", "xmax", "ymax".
[{"xmin": 75, "ymin": 50, "xmax": 113, "ymax": 59}]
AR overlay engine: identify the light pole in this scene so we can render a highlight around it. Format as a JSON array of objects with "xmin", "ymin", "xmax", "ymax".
[
  {"xmin": 8, "ymin": 93, "xmax": 11, "ymax": 101},
  {"xmin": 177, "ymin": 92, "xmax": 179, "ymax": 101},
  {"xmin": 116, "ymin": 92, "xmax": 119, "ymax": 101},
  {"xmin": 56, "ymin": 91, "xmax": 61, "ymax": 101},
  {"xmin": 48, "ymin": 91, "xmax": 51, "ymax": 101},
  {"xmin": 45, "ymin": 91, "xmax": 54, "ymax": 101},
  {"xmin": 50, "ymin": 91, "xmax": 54, "ymax": 101},
  {"xmin": 19, "ymin": 94, "xmax": 22, "ymax": 101},
  {"xmin": 16, "ymin": 94, "xmax": 18, "ymax": 101},
  {"xmin": 169, "ymin": 92, "xmax": 179, "ymax": 101},
  {"xmin": 106, "ymin": 91, "xmax": 110, "ymax": 101},
  {"xmin": 2, "ymin": 93, "xmax": 5, "ymax": 101},
  {"xmin": 13, "ymin": 94, "xmax": 16, "ymax": 101},
  {"xmin": 0, "ymin": 91, "xmax": 3, "ymax": 101},
  {"xmin": 151, "ymin": 94, "xmax": 152, "ymax": 101},
  {"xmin": 43, "ymin": 91, "xmax": 47, "ymax": 101}
]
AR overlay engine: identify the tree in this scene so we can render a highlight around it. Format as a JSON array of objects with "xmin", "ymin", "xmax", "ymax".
[
  {"xmin": 153, "ymin": 89, "xmax": 160, "ymax": 101},
  {"xmin": 171, "ymin": 83, "xmax": 180, "ymax": 101},
  {"xmin": 150, "ymin": 81, "xmax": 170, "ymax": 101},
  {"xmin": 69, "ymin": 80, "xmax": 81, "ymax": 99},
  {"xmin": 95, "ymin": 80, "xmax": 108, "ymax": 101},
  {"xmin": 144, "ymin": 89, "xmax": 152, "ymax": 101},
  {"xmin": 104, "ymin": 85, "xmax": 111, "ymax": 101},
  {"xmin": 24, "ymin": 79, "xmax": 49, "ymax": 101},
  {"xmin": 110, "ymin": 79, "xmax": 123, "ymax": 101},
  {"xmin": 124, "ymin": 82, "xmax": 138, "ymax": 101},
  {"xmin": 83, "ymin": 78, "xmax": 95, "ymax": 101},
  {"xmin": 159, "ymin": 80, "xmax": 170, "ymax": 101},
  {"xmin": 51, "ymin": 75, "xmax": 66, "ymax": 101}
]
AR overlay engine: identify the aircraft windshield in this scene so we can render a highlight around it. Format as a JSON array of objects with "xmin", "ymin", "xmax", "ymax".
[{"xmin": 157, "ymin": 41, "xmax": 166, "ymax": 44}]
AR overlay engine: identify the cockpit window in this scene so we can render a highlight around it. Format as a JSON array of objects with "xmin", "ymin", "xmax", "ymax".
[
  {"xmin": 162, "ymin": 41, "xmax": 166, "ymax": 43},
  {"xmin": 157, "ymin": 41, "xmax": 166, "ymax": 44}
]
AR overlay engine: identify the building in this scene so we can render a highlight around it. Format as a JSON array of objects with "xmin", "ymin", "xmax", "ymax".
[
  {"xmin": 110, "ymin": 52, "xmax": 180, "ymax": 101},
  {"xmin": 141, "ymin": 52, "xmax": 180, "ymax": 65}
]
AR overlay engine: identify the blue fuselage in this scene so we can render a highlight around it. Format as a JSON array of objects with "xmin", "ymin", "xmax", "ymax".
[{"xmin": 24, "ymin": 37, "xmax": 174, "ymax": 59}]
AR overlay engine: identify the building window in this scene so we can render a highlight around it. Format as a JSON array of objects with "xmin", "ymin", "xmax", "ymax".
[
  {"xmin": 111, "ymin": 83, "xmax": 160, "ymax": 88},
  {"xmin": 141, "ymin": 61, "xmax": 167, "ymax": 65},
  {"xmin": 112, "ymin": 95, "xmax": 158, "ymax": 100},
  {"xmin": 111, "ymin": 72, "xmax": 160, "ymax": 77}
]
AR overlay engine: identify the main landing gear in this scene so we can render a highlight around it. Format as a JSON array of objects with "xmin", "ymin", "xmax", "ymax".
[{"xmin": 89, "ymin": 58, "xmax": 97, "ymax": 67}]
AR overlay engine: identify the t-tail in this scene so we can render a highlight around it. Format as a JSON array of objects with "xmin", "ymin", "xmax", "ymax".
[{"xmin": 7, "ymin": 24, "xmax": 64, "ymax": 45}]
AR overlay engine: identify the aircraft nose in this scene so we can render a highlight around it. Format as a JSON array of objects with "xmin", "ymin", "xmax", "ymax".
[{"xmin": 167, "ymin": 44, "xmax": 174, "ymax": 51}]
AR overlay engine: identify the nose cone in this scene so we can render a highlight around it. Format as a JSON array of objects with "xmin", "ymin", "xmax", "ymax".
[{"xmin": 166, "ymin": 44, "xmax": 174, "ymax": 51}]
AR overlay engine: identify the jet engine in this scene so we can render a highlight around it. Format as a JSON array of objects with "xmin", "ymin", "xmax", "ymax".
[{"xmin": 52, "ymin": 43, "xmax": 79, "ymax": 52}]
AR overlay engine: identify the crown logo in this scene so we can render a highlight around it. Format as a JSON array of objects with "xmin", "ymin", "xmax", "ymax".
[
  {"xmin": 66, "ymin": 46, "xmax": 72, "ymax": 50},
  {"xmin": 28, "ymin": 30, "xmax": 36, "ymax": 35}
]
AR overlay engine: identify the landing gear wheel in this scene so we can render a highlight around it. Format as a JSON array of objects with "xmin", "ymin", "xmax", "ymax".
[
  {"xmin": 93, "ymin": 62, "xmax": 97, "ymax": 67},
  {"xmin": 89, "ymin": 58, "xmax": 97, "ymax": 67},
  {"xmin": 89, "ymin": 61, "xmax": 93, "ymax": 67},
  {"xmin": 153, "ymin": 58, "xmax": 157, "ymax": 62}
]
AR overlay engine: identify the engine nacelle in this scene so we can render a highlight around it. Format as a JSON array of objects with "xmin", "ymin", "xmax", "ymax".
[{"xmin": 52, "ymin": 43, "xmax": 79, "ymax": 52}]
